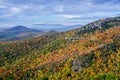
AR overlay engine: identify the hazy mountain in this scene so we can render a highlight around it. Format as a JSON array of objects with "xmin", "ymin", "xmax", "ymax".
[
  {"xmin": 33, "ymin": 23, "xmax": 82, "ymax": 31},
  {"xmin": 0, "ymin": 25, "xmax": 43, "ymax": 42}
]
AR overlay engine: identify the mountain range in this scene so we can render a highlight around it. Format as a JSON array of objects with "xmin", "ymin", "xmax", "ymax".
[
  {"xmin": 0, "ymin": 16, "xmax": 120, "ymax": 80},
  {"xmin": 0, "ymin": 24, "xmax": 82, "ymax": 42},
  {"xmin": 33, "ymin": 23, "xmax": 82, "ymax": 31}
]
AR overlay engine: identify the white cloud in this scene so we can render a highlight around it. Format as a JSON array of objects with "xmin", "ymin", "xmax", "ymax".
[
  {"xmin": 0, "ymin": 14, "xmax": 12, "ymax": 18},
  {"xmin": 34, "ymin": 22, "xmax": 46, "ymax": 25},
  {"xmin": 10, "ymin": 7, "xmax": 22, "ymax": 13},
  {"xmin": 10, "ymin": 5, "xmax": 29, "ymax": 13},
  {"xmin": 58, "ymin": 15, "xmax": 81, "ymax": 19},
  {"xmin": 0, "ymin": 5, "xmax": 30, "ymax": 18}
]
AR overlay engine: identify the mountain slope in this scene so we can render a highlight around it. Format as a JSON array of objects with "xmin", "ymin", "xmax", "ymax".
[
  {"xmin": 77, "ymin": 16, "xmax": 120, "ymax": 35},
  {"xmin": 0, "ymin": 17, "xmax": 120, "ymax": 80},
  {"xmin": 0, "ymin": 26, "xmax": 43, "ymax": 42}
]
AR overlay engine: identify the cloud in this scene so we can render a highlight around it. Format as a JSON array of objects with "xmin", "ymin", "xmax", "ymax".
[
  {"xmin": 10, "ymin": 5, "xmax": 29, "ymax": 13},
  {"xmin": 10, "ymin": 7, "xmax": 22, "ymax": 13},
  {"xmin": 0, "ymin": 4, "xmax": 30, "ymax": 19},
  {"xmin": 0, "ymin": 0, "xmax": 120, "ymax": 27},
  {"xmin": 58, "ymin": 15, "xmax": 81, "ymax": 19},
  {"xmin": 1, "ymin": 0, "xmax": 120, "ymax": 15},
  {"xmin": 34, "ymin": 22, "xmax": 46, "ymax": 25},
  {"xmin": 0, "ymin": 14, "xmax": 12, "ymax": 18}
]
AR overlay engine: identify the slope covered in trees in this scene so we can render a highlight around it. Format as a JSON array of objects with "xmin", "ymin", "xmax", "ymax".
[{"xmin": 0, "ymin": 17, "xmax": 120, "ymax": 80}]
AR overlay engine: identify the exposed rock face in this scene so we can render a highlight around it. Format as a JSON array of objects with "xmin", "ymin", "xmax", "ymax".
[
  {"xmin": 72, "ymin": 58, "xmax": 82, "ymax": 72},
  {"xmin": 83, "ymin": 17, "xmax": 120, "ymax": 30},
  {"xmin": 77, "ymin": 17, "xmax": 120, "ymax": 35},
  {"xmin": 71, "ymin": 51, "xmax": 96, "ymax": 72}
]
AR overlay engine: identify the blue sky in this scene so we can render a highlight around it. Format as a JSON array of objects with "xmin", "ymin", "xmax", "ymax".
[{"xmin": 0, "ymin": 0, "xmax": 120, "ymax": 28}]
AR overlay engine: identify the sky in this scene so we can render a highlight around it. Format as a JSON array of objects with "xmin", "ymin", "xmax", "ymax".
[{"xmin": 0, "ymin": 0, "xmax": 120, "ymax": 28}]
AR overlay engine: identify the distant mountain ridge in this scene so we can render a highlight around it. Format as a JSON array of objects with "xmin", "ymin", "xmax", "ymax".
[
  {"xmin": 33, "ymin": 24, "xmax": 82, "ymax": 31},
  {"xmin": 7, "ymin": 26, "xmax": 28, "ymax": 30},
  {"xmin": 6, "ymin": 25, "xmax": 41, "ymax": 32},
  {"xmin": 0, "ymin": 25, "xmax": 43, "ymax": 42}
]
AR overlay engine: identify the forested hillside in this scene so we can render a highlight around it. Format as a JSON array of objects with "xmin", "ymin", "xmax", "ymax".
[{"xmin": 0, "ymin": 17, "xmax": 120, "ymax": 80}]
